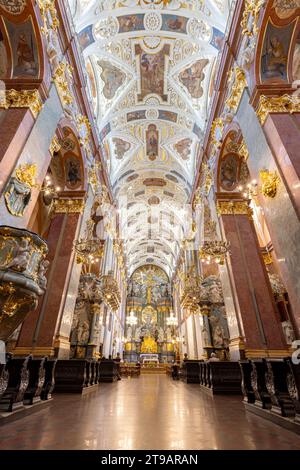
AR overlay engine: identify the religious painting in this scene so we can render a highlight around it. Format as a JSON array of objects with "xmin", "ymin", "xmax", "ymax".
[
  {"xmin": 112, "ymin": 137, "xmax": 131, "ymax": 159},
  {"xmin": 0, "ymin": 27, "xmax": 8, "ymax": 78},
  {"xmin": 158, "ymin": 110, "xmax": 177, "ymax": 122},
  {"xmin": 261, "ymin": 21, "xmax": 294, "ymax": 82},
  {"xmin": 64, "ymin": 155, "xmax": 82, "ymax": 189},
  {"xmin": 118, "ymin": 14, "xmax": 144, "ymax": 33},
  {"xmin": 98, "ymin": 60, "xmax": 126, "ymax": 100},
  {"xmin": 146, "ymin": 124, "xmax": 159, "ymax": 160},
  {"xmin": 161, "ymin": 15, "xmax": 187, "ymax": 34},
  {"xmin": 5, "ymin": 18, "xmax": 39, "ymax": 78},
  {"xmin": 178, "ymin": 59, "xmax": 209, "ymax": 99},
  {"xmin": 210, "ymin": 27, "xmax": 225, "ymax": 51},
  {"xmin": 127, "ymin": 110, "xmax": 146, "ymax": 121},
  {"xmin": 174, "ymin": 138, "xmax": 192, "ymax": 160},
  {"xmin": 293, "ymin": 30, "xmax": 300, "ymax": 81},
  {"xmin": 78, "ymin": 25, "xmax": 94, "ymax": 51},
  {"xmin": 219, "ymin": 154, "xmax": 240, "ymax": 191},
  {"xmin": 135, "ymin": 44, "xmax": 170, "ymax": 102}
]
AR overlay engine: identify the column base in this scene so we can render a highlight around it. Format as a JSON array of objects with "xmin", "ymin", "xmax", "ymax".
[
  {"xmin": 13, "ymin": 346, "xmax": 55, "ymax": 357},
  {"xmin": 229, "ymin": 337, "xmax": 246, "ymax": 361},
  {"xmin": 245, "ymin": 348, "xmax": 291, "ymax": 359},
  {"xmin": 53, "ymin": 335, "xmax": 71, "ymax": 359}
]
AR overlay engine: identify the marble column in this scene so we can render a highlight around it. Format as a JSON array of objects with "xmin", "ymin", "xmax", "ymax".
[
  {"xmin": 216, "ymin": 193, "xmax": 288, "ymax": 358},
  {"xmin": 15, "ymin": 195, "xmax": 85, "ymax": 357}
]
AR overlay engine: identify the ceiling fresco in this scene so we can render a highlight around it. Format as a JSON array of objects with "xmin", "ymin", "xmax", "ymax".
[{"xmin": 69, "ymin": 0, "xmax": 232, "ymax": 276}]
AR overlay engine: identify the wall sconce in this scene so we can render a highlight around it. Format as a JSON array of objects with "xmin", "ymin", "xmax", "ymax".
[{"xmin": 259, "ymin": 169, "xmax": 280, "ymax": 199}]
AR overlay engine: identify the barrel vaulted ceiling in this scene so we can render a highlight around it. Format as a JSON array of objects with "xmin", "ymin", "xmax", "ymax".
[{"xmin": 69, "ymin": 0, "xmax": 231, "ymax": 277}]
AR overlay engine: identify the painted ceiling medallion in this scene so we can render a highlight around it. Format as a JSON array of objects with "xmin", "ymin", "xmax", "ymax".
[
  {"xmin": 144, "ymin": 11, "xmax": 162, "ymax": 31},
  {"xmin": 113, "ymin": 138, "xmax": 131, "ymax": 159},
  {"xmin": 145, "ymin": 109, "xmax": 159, "ymax": 120}
]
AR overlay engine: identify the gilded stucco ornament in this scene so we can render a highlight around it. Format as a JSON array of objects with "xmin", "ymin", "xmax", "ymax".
[
  {"xmin": 259, "ymin": 169, "xmax": 280, "ymax": 198},
  {"xmin": 0, "ymin": 226, "xmax": 48, "ymax": 341},
  {"xmin": 0, "ymin": 89, "xmax": 43, "ymax": 118},
  {"xmin": 4, "ymin": 164, "xmax": 37, "ymax": 217},
  {"xmin": 53, "ymin": 62, "xmax": 74, "ymax": 107},
  {"xmin": 256, "ymin": 94, "xmax": 300, "ymax": 125}
]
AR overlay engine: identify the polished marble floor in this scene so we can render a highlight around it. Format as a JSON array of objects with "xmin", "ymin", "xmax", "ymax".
[{"xmin": 0, "ymin": 375, "xmax": 300, "ymax": 450}]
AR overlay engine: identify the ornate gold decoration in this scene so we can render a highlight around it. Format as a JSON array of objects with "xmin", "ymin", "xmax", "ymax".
[
  {"xmin": 225, "ymin": 67, "xmax": 247, "ymax": 113},
  {"xmin": 180, "ymin": 268, "xmax": 202, "ymax": 310},
  {"xmin": 53, "ymin": 62, "xmax": 74, "ymax": 106},
  {"xmin": 262, "ymin": 251, "xmax": 273, "ymax": 265},
  {"xmin": 217, "ymin": 200, "xmax": 253, "ymax": 218},
  {"xmin": 52, "ymin": 198, "xmax": 85, "ymax": 214},
  {"xmin": 199, "ymin": 240, "xmax": 230, "ymax": 265},
  {"xmin": 259, "ymin": 169, "xmax": 280, "ymax": 198},
  {"xmin": 15, "ymin": 163, "xmax": 37, "ymax": 188},
  {"xmin": 74, "ymin": 218, "xmax": 104, "ymax": 268},
  {"xmin": 256, "ymin": 94, "xmax": 300, "ymax": 125},
  {"xmin": 0, "ymin": 89, "xmax": 43, "ymax": 118},
  {"xmin": 37, "ymin": 0, "xmax": 60, "ymax": 33},
  {"xmin": 241, "ymin": 0, "xmax": 265, "ymax": 37},
  {"xmin": 76, "ymin": 114, "xmax": 91, "ymax": 146},
  {"xmin": 49, "ymin": 135, "xmax": 61, "ymax": 156},
  {"xmin": 210, "ymin": 117, "xmax": 224, "ymax": 149}
]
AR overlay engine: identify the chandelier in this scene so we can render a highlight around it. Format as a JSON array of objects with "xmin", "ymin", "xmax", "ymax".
[
  {"xmin": 199, "ymin": 240, "xmax": 230, "ymax": 265},
  {"xmin": 74, "ymin": 218, "xmax": 104, "ymax": 270},
  {"xmin": 126, "ymin": 310, "xmax": 138, "ymax": 326},
  {"xmin": 166, "ymin": 311, "xmax": 178, "ymax": 327}
]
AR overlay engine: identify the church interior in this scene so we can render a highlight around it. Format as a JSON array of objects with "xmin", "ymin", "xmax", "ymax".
[{"xmin": 0, "ymin": 0, "xmax": 300, "ymax": 452}]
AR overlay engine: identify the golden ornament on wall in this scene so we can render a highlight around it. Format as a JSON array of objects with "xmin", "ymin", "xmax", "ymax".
[{"xmin": 259, "ymin": 169, "xmax": 280, "ymax": 199}]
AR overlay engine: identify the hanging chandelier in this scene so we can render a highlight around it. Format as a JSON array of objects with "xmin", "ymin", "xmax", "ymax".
[
  {"xmin": 74, "ymin": 218, "xmax": 104, "ymax": 268},
  {"xmin": 199, "ymin": 240, "xmax": 230, "ymax": 265}
]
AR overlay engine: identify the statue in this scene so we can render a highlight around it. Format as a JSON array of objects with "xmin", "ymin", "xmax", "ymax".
[
  {"xmin": 158, "ymin": 327, "xmax": 165, "ymax": 343},
  {"xmin": 166, "ymin": 327, "xmax": 172, "ymax": 342},
  {"xmin": 282, "ymin": 321, "xmax": 295, "ymax": 345},
  {"xmin": 77, "ymin": 320, "xmax": 90, "ymax": 343},
  {"xmin": 37, "ymin": 259, "xmax": 50, "ymax": 290},
  {"xmin": 6, "ymin": 239, "xmax": 31, "ymax": 272},
  {"xmin": 126, "ymin": 326, "xmax": 133, "ymax": 341},
  {"xmin": 201, "ymin": 324, "xmax": 209, "ymax": 347},
  {"xmin": 210, "ymin": 315, "xmax": 227, "ymax": 348}
]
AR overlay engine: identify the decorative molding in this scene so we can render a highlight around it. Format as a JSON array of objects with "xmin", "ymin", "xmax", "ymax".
[
  {"xmin": 53, "ymin": 62, "xmax": 74, "ymax": 107},
  {"xmin": 241, "ymin": 0, "xmax": 265, "ymax": 38},
  {"xmin": 52, "ymin": 198, "xmax": 85, "ymax": 214},
  {"xmin": 49, "ymin": 136, "xmax": 61, "ymax": 156},
  {"xmin": 217, "ymin": 200, "xmax": 253, "ymax": 217},
  {"xmin": 224, "ymin": 67, "xmax": 247, "ymax": 115},
  {"xmin": 256, "ymin": 94, "xmax": 300, "ymax": 125},
  {"xmin": 0, "ymin": 89, "xmax": 43, "ymax": 118}
]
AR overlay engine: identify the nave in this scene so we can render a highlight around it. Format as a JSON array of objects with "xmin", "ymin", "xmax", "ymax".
[{"xmin": 1, "ymin": 375, "xmax": 299, "ymax": 451}]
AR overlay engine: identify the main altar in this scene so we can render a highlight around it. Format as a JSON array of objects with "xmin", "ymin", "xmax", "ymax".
[{"xmin": 124, "ymin": 265, "xmax": 176, "ymax": 363}]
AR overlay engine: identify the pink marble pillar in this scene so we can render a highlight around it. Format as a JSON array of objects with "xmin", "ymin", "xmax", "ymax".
[
  {"xmin": 217, "ymin": 194, "xmax": 288, "ymax": 358},
  {"xmin": 16, "ymin": 197, "xmax": 85, "ymax": 357},
  {"xmin": 263, "ymin": 113, "xmax": 300, "ymax": 219},
  {"xmin": 0, "ymin": 109, "xmax": 35, "ymax": 194}
]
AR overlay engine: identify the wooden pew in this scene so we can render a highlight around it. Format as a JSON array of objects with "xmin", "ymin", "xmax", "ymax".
[
  {"xmin": 41, "ymin": 359, "xmax": 57, "ymax": 400},
  {"xmin": 0, "ymin": 355, "xmax": 31, "ymax": 412},
  {"xmin": 23, "ymin": 357, "xmax": 47, "ymax": 405}
]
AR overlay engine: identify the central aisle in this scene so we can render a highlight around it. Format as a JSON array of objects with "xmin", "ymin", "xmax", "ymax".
[{"xmin": 1, "ymin": 375, "xmax": 300, "ymax": 450}]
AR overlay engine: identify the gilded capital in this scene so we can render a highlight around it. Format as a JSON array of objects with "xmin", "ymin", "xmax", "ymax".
[
  {"xmin": 217, "ymin": 200, "xmax": 253, "ymax": 218},
  {"xmin": 0, "ymin": 89, "xmax": 43, "ymax": 118}
]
